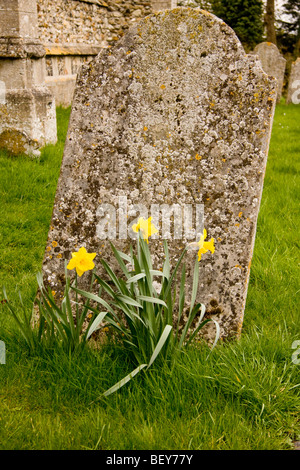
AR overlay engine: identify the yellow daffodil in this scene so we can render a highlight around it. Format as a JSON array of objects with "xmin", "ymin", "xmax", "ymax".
[
  {"xmin": 197, "ymin": 228, "xmax": 215, "ymax": 261},
  {"xmin": 132, "ymin": 216, "xmax": 158, "ymax": 243},
  {"xmin": 67, "ymin": 246, "xmax": 96, "ymax": 277}
]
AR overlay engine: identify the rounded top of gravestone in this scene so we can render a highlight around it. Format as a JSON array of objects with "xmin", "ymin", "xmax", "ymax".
[{"xmin": 253, "ymin": 41, "xmax": 286, "ymax": 62}]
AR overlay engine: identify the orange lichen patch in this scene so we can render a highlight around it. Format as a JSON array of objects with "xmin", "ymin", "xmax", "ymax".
[
  {"xmin": 143, "ymin": 126, "xmax": 148, "ymax": 131},
  {"xmin": 238, "ymin": 211, "xmax": 243, "ymax": 217},
  {"xmin": 195, "ymin": 153, "xmax": 202, "ymax": 160},
  {"xmin": 52, "ymin": 241, "xmax": 58, "ymax": 247},
  {"xmin": 160, "ymin": 84, "xmax": 166, "ymax": 90},
  {"xmin": 46, "ymin": 246, "xmax": 51, "ymax": 252},
  {"xmin": 56, "ymin": 254, "xmax": 62, "ymax": 259},
  {"xmin": 235, "ymin": 223, "xmax": 240, "ymax": 227}
]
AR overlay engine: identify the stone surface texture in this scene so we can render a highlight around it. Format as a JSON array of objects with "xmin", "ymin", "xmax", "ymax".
[
  {"xmin": 42, "ymin": 8, "xmax": 276, "ymax": 340},
  {"xmin": 286, "ymin": 58, "xmax": 300, "ymax": 104},
  {"xmin": 0, "ymin": 0, "xmax": 57, "ymax": 155},
  {"xmin": 36, "ymin": 1, "xmax": 176, "ymax": 106},
  {"xmin": 253, "ymin": 42, "xmax": 286, "ymax": 103}
]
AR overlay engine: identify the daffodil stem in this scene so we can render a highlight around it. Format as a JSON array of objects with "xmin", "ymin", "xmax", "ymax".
[{"xmin": 75, "ymin": 273, "xmax": 79, "ymax": 335}]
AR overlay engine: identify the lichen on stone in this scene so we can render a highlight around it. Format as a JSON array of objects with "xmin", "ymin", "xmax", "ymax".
[{"xmin": 42, "ymin": 7, "xmax": 276, "ymax": 341}]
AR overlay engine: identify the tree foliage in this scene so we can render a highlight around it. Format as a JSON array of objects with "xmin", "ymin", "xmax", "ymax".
[
  {"xmin": 279, "ymin": 0, "xmax": 300, "ymax": 56},
  {"xmin": 210, "ymin": 0, "xmax": 264, "ymax": 50}
]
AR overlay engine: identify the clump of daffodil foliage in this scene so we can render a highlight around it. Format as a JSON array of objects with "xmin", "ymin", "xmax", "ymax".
[{"xmin": 3, "ymin": 217, "xmax": 219, "ymax": 396}]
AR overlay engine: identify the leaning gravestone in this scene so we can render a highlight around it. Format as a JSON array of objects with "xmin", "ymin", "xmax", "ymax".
[
  {"xmin": 42, "ymin": 8, "xmax": 276, "ymax": 340},
  {"xmin": 253, "ymin": 42, "xmax": 286, "ymax": 104},
  {"xmin": 286, "ymin": 58, "xmax": 300, "ymax": 104}
]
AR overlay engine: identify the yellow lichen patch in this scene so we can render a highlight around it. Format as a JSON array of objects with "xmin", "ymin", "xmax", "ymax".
[
  {"xmin": 144, "ymin": 126, "xmax": 148, "ymax": 131},
  {"xmin": 238, "ymin": 211, "xmax": 243, "ymax": 217},
  {"xmin": 195, "ymin": 153, "xmax": 202, "ymax": 160},
  {"xmin": 46, "ymin": 246, "xmax": 51, "ymax": 252},
  {"xmin": 57, "ymin": 254, "xmax": 62, "ymax": 259},
  {"xmin": 52, "ymin": 241, "xmax": 58, "ymax": 247},
  {"xmin": 160, "ymin": 84, "xmax": 166, "ymax": 90}
]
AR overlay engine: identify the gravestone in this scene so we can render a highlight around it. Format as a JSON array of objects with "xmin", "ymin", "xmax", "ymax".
[
  {"xmin": 0, "ymin": 0, "xmax": 57, "ymax": 156},
  {"xmin": 286, "ymin": 58, "xmax": 300, "ymax": 104},
  {"xmin": 253, "ymin": 42, "xmax": 286, "ymax": 104},
  {"xmin": 42, "ymin": 8, "xmax": 276, "ymax": 340}
]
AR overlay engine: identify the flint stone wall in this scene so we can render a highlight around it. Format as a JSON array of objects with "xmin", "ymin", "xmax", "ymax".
[
  {"xmin": 37, "ymin": 0, "xmax": 176, "ymax": 106},
  {"xmin": 37, "ymin": 0, "xmax": 153, "ymax": 46},
  {"xmin": 42, "ymin": 8, "xmax": 276, "ymax": 340},
  {"xmin": 286, "ymin": 58, "xmax": 300, "ymax": 104},
  {"xmin": 253, "ymin": 42, "xmax": 286, "ymax": 103}
]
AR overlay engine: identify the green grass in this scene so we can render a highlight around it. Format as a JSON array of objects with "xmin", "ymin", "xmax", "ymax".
[{"xmin": 0, "ymin": 104, "xmax": 299, "ymax": 450}]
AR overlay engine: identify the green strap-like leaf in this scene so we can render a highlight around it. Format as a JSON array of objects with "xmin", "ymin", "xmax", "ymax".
[
  {"xmin": 138, "ymin": 295, "xmax": 167, "ymax": 308},
  {"xmin": 126, "ymin": 273, "xmax": 146, "ymax": 284},
  {"xmin": 189, "ymin": 257, "xmax": 199, "ymax": 315},
  {"xmin": 116, "ymin": 294, "xmax": 143, "ymax": 308},
  {"xmin": 103, "ymin": 363, "xmax": 147, "ymax": 397},
  {"xmin": 86, "ymin": 311, "xmax": 109, "ymax": 339},
  {"xmin": 147, "ymin": 324, "xmax": 172, "ymax": 369}
]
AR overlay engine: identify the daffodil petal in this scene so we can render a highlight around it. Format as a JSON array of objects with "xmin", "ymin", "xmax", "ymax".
[
  {"xmin": 76, "ymin": 267, "xmax": 85, "ymax": 277},
  {"xmin": 67, "ymin": 258, "xmax": 77, "ymax": 270}
]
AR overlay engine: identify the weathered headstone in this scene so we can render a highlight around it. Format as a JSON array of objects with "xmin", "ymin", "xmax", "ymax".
[
  {"xmin": 42, "ymin": 8, "xmax": 276, "ymax": 340},
  {"xmin": 286, "ymin": 58, "xmax": 300, "ymax": 104},
  {"xmin": 0, "ymin": 0, "xmax": 57, "ymax": 156},
  {"xmin": 253, "ymin": 42, "xmax": 286, "ymax": 104}
]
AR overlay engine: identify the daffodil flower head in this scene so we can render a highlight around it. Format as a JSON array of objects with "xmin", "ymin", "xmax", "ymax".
[
  {"xmin": 197, "ymin": 228, "xmax": 215, "ymax": 261},
  {"xmin": 67, "ymin": 246, "xmax": 96, "ymax": 277},
  {"xmin": 132, "ymin": 216, "xmax": 158, "ymax": 243}
]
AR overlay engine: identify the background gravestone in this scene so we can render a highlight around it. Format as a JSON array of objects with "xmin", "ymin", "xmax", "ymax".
[
  {"xmin": 286, "ymin": 58, "xmax": 300, "ymax": 104},
  {"xmin": 42, "ymin": 8, "xmax": 276, "ymax": 340},
  {"xmin": 253, "ymin": 42, "xmax": 286, "ymax": 104}
]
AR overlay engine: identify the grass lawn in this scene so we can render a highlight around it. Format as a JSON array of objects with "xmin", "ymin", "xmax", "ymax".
[{"xmin": 0, "ymin": 104, "xmax": 299, "ymax": 451}]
